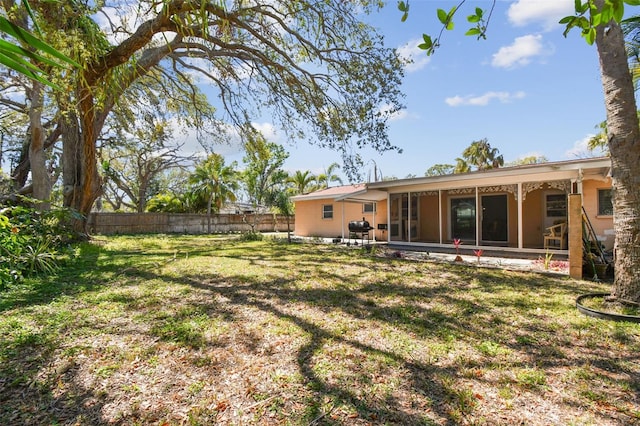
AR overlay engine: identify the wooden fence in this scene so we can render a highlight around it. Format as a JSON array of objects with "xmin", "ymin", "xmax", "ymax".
[{"xmin": 87, "ymin": 212, "xmax": 294, "ymax": 235}]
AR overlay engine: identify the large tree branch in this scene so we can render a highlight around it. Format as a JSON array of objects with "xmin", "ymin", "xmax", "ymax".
[
  {"xmin": 0, "ymin": 98, "xmax": 27, "ymax": 113},
  {"xmin": 84, "ymin": 2, "xmax": 183, "ymax": 84}
]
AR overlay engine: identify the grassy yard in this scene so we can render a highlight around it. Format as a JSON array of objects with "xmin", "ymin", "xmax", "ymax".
[{"xmin": 0, "ymin": 235, "xmax": 638, "ymax": 425}]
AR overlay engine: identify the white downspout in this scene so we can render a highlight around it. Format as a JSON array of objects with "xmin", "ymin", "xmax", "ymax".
[
  {"xmin": 577, "ymin": 168, "xmax": 584, "ymax": 194},
  {"xmin": 372, "ymin": 202, "xmax": 376, "ymax": 241},
  {"xmin": 341, "ymin": 200, "xmax": 345, "ymax": 241}
]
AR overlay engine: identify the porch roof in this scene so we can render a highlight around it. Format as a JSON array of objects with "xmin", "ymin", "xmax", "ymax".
[
  {"xmin": 291, "ymin": 184, "xmax": 387, "ymax": 203},
  {"xmin": 366, "ymin": 157, "xmax": 611, "ymax": 192}
]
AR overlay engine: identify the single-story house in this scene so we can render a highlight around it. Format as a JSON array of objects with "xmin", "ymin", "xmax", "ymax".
[
  {"xmin": 292, "ymin": 157, "xmax": 614, "ymax": 276},
  {"xmin": 291, "ymin": 184, "xmax": 388, "ymax": 241}
]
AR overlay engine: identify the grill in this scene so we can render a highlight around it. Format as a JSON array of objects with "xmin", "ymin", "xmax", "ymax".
[{"xmin": 348, "ymin": 218, "xmax": 374, "ymax": 245}]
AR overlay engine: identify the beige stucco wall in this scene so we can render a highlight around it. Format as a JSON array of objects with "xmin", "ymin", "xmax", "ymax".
[
  {"xmin": 418, "ymin": 194, "xmax": 439, "ymax": 242},
  {"xmin": 294, "ymin": 198, "xmax": 388, "ymax": 240},
  {"xmin": 522, "ymin": 190, "xmax": 546, "ymax": 248},
  {"xmin": 582, "ymin": 177, "xmax": 614, "ymax": 250}
]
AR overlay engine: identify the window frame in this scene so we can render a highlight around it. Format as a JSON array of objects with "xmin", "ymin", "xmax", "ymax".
[
  {"xmin": 597, "ymin": 188, "xmax": 613, "ymax": 216},
  {"xmin": 545, "ymin": 193, "xmax": 567, "ymax": 218},
  {"xmin": 362, "ymin": 202, "xmax": 376, "ymax": 214},
  {"xmin": 322, "ymin": 204, "xmax": 333, "ymax": 220}
]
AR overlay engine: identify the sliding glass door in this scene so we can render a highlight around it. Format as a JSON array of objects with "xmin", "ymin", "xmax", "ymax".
[
  {"xmin": 451, "ymin": 197, "xmax": 476, "ymax": 241},
  {"xmin": 481, "ymin": 194, "xmax": 508, "ymax": 243}
]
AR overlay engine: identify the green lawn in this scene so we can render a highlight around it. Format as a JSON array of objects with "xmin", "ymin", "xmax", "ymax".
[{"xmin": 1, "ymin": 235, "xmax": 638, "ymax": 425}]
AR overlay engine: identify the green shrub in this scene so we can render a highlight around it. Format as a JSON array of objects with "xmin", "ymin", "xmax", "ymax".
[
  {"xmin": 238, "ymin": 231, "xmax": 263, "ymax": 241},
  {"xmin": 0, "ymin": 204, "xmax": 79, "ymax": 288}
]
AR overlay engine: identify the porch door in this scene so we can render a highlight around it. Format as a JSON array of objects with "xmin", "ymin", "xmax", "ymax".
[
  {"xmin": 481, "ymin": 194, "xmax": 508, "ymax": 243},
  {"xmin": 389, "ymin": 194, "xmax": 401, "ymax": 241},
  {"xmin": 451, "ymin": 197, "xmax": 476, "ymax": 241}
]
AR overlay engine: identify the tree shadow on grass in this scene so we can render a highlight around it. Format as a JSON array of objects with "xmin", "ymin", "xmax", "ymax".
[
  {"xmin": 177, "ymin": 263, "xmax": 639, "ymax": 424},
  {"xmin": 173, "ymin": 272, "xmax": 467, "ymax": 424},
  {"xmin": 1, "ymin": 238, "xmax": 637, "ymax": 425}
]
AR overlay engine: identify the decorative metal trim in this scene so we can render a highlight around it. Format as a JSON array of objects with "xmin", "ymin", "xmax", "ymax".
[
  {"xmin": 478, "ymin": 185, "xmax": 517, "ymax": 198},
  {"xmin": 549, "ymin": 180, "xmax": 571, "ymax": 193},
  {"xmin": 416, "ymin": 191, "xmax": 438, "ymax": 197},
  {"xmin": 522, "ymin": 182, "xmax": 543, "ymax": 201},
  {"xmin": 447, "ymin": 188, "xmax": 474, "ymax": 195},
  {"xmin": 521, "ymin": 180, "xmax": 571, "ymax": 201}
]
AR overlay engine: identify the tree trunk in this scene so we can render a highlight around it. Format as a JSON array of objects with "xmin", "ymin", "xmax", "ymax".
[
  {"xmin": 27, "ymin": 82, "xmax": 51, "ymax": 210},
  {"xmin": 207, "ymin": 195, "xmax": 212, "ymax": 234},
  {"xmin": 80, "ymin": 87, "xmax": 102, "ymax": 217},
  {"xmin": 137, "ymin": 182, "xmax": 147, "ymax": 213},
  {"xmin": 11, "ymin": 137, "xmax": 30, "ymax": 190},
  {"xmin": 61, "ymin": 93, "xmax": 102, "ymax": 234},
  {"xmin": 62, "ymin": 111, "xmax": 82, "ymax": 210},
  {"xmin": 595, "ymin": 5, "xmax": 640, "ymax": 303}
]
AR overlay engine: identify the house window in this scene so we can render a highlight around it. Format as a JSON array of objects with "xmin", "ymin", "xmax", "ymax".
[
  {"xmin": 322, "ymin": 204, "xmax": 333, "ymax": 219},
  {"xmin": 546, "ymin": 194, "xmax": 567, "ymax": 217},
  {"xmin": 598, "ymin": 189, "xmax": 613, "ymax": 216},
  {"xmin": 363, "ymin": 203, "xmax": 375, "ymax": 213}
]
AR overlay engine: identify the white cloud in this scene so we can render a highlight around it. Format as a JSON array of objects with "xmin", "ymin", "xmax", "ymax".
[
  {"xmin": 507, "ymin": 0, "xmax": 575, "ymax": 31},
  {"xmin": 445, "ymin": 91, "xmax": 526, "ymax": 107},
  {"xmin": 252, "ymin": 122, "xmax": 281, "ymax": 142},
  {"xmin": 565, "ymin": 134, "xmax": 606, "ymax": 158},
  {"xmin": 390, "ymin": 110, "xmax": 409, "ymax": 121},
  {"xmin": 379, "ymin": 103, "xmax": 410, "ymax": 121},
  {"xmin": 492, "ymin": 34, "xmax": 545, "ymax": 69},
  {"xmin": 396, "ymin": 39, "xmax": 431, "ymax": 73}
]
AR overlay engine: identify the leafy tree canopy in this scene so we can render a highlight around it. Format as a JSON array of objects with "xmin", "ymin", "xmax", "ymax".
[
  {"xmin": 241, "ymin": 132, "xmax": 289, "ymax": 209},
  {"xmin": 425, "ymin": 163, "xmax": 454, "ymax": 176},
  {"xmin": 1, "ymin": 0, "xmax": 406, "ymax": 225}
]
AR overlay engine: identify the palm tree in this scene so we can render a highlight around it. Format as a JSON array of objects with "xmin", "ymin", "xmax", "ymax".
[
  {"xmin": 461, "ymin": 138, "xmax": 503, "ymax": 171},
  {"xmin": 189, "ymin": 154, "xmax": 239, "ymax": 233},
  {"xmin": 453, "ymin": 158, "xmax": 470, "ymax": 174},
  {"xmin": 273, "ymin": 189, "xmax": 295, "ymax": 243},
  {"xmin": 288, "ymin": 170, "xmax": 317, "ymax": 194},
  {"xmin": 587, "ymin": 18, "xmax": 640, "ymax": 157},
  {"xmin": 316, "ymin": 162, "xmax": 343, "ymax": 189},
  {"xmin": 623, "ymin": 16, "xmax": 640, "ymax": 87}
]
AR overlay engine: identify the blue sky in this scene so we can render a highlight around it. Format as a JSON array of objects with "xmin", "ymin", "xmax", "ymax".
[{"xmin": 220, "ymin": 0, "xmax": 610, "ymax": 181}]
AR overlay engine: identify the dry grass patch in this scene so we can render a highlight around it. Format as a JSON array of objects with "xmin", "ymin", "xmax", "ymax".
[{"xmin": 0, "ymin": 235, "xmax": 638, "ymax": 425}]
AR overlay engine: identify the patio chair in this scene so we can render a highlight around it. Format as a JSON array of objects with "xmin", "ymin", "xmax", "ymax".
[{"xmin": 544, "ymin": 222, "xmax": 567, "ymax": 250}]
